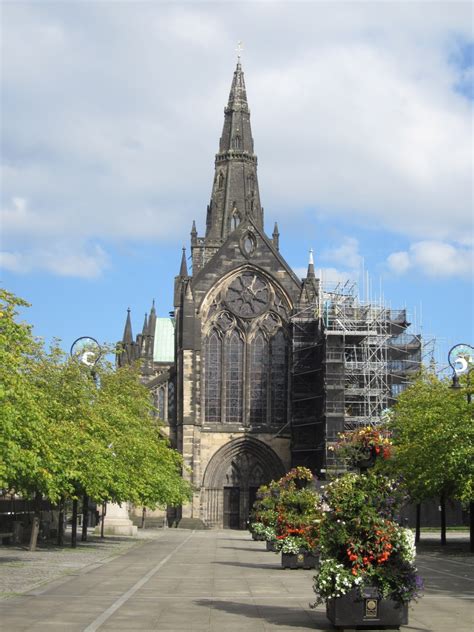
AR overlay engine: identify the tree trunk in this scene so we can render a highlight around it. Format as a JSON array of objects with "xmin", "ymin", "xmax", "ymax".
[
  {"xmin": 100, "ymin": 501, "xmax": 106, "ymax": 538},
  {"xmin": 57, "ymin": 498, "xmax": 65, "ymax": 546},
  {"xmin": 470, "ymin": 500, "xmax": 474, "ymax": 554},
  {"xmin": 415, "ymin": 503, "xmax": 421, "ymax": 544},
  {"xmin": 141, "ymin": 507, "xmax": 146, "ymax": 529},
  {"xmin": 71, "ymin": 499, "xmax": 78, "ymax": 548},
  {"xmin": 440, "ymin": 494, "xmax": 447, "ymax": 546},
  {"xmin": 28, "ymin": 492, "xmax": 42, "ymax": 552},
  {"xmin": 81, "ymin": 494, "xmax": 89, "ymax": 542}
]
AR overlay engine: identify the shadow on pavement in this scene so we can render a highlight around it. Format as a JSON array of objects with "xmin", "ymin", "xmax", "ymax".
[
  {"xmin": 212, "ymin": 560, "xmax": 282, "ymax": 570},
  {"xmin": 0, "ymin": 557, "xmax": 23, "ymax": 564},
  {"xmin": 220, "ymin": 546, "xmax": 269, "ymax": 552},
  {"xmin": 195, "ymin": 598, "xmax": 331, "ymax": 629}
]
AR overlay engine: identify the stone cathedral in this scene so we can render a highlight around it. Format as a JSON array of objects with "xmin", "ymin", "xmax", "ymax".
[{"xmin": 118, "ymin": 61, "xmax": 420, "ymax": 529}]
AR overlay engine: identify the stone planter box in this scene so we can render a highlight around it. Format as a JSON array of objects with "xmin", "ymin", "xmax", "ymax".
[
  {"xmin": 326, "ymin": 586, "xmax": 408, "ymax": 628},
  {"xmin": 281, "ymin": 550, "xmax": 318, "ymax": 569},
  {"xmin": 266, "ymin": 540, "xmax": 278, "ymax": 552}
]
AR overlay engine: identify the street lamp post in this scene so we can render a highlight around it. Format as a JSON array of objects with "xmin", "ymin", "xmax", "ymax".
[
  {"xmin": 448, "ymin": 344, "xmax": 474, "ymax": 553},
  {"xmin": 70, "ymin": 337, "xmax": 102, "ymax": 548}
]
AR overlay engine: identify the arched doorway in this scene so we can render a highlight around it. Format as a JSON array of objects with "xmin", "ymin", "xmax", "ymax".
[{"xmin": 202, "ymin": 437, "xmax": 286, "ymax": 528}]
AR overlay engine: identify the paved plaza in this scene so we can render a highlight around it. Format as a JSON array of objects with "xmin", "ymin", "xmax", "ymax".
[{"xmin": 0, "ymin": 529, "xmax": 472, "ymax": 631}]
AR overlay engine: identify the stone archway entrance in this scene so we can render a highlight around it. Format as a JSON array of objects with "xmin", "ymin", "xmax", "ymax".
[{"xmin": 202, "ymin": 437, "xmax": 286, "ymax": 529}]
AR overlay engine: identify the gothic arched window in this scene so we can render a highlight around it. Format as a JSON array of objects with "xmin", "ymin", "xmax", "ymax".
[
  {"xmin": 157, "ymin": 386, "xmax": 165, "ymax": 420},
  {"xmin": 249, "ymin": 332, "xmax": 268, "ymax": 424},
  {"xmin": 232, "ymin": 211, "xmax": 241, "ymax": 229},
  {"xmin": 205, "ymin": 330, "xmax": 222, "ymax": 422},
  {"xmin": 270, "ymin": 330, "xmax": 287, "ymax": 424},
  {"xmin": 225, "ymin": 331, "xmax": 243, "ymax": 423}
]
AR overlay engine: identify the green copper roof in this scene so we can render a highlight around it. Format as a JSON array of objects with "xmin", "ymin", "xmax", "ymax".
[{"xmin": 153, "ymin": 318, "xmax": 175, "ymax": 363}]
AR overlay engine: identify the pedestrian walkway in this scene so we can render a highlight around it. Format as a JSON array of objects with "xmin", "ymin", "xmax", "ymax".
[{"xmin": 0, "ymin": 529, "xmax": 472, "ymax": 631}]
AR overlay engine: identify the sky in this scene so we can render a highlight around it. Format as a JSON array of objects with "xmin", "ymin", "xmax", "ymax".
[{"xmin": 1, "ymin": 0, "xmax": 473, "ymax": 371}]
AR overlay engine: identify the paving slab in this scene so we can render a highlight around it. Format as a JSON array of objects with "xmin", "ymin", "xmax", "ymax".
[{"xmin": 0, "ymin": 529, "xmax": 472, "ymax": 631}]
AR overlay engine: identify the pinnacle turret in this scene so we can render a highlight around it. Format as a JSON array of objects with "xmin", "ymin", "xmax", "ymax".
[
  {"xmin": 307, "ymin": 248, "xmax": 315, "ymax": 279},
  {"xmin": 179, "ymin": 247, "xmax": 188, "ymax": 277},
  {"xmin": 272, "ymin": 222, "xmax": 280, "ymax": 251},
  {"xmin": 123, "ymin": 308, "xmax": 133, "ymax": 344}
]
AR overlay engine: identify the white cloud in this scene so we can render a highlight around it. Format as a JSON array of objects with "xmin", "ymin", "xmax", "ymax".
[
  {"xmin": 321, "ymin": 237, "xmax": 362, "ymax": 270},
  {"xmin": 387, "ymin": 241, "xmax": 473, "ymax": 279},
  {"xmin": 386, "ymin": 251, "xmax": 411, "ymax": 275},
  {"xmin": 0, "ymin": 244, "xmax": 109, "ymax": 278},
  {"xmin": 1, "ymin": 2, "xmax": 472, "ymax": 276}
]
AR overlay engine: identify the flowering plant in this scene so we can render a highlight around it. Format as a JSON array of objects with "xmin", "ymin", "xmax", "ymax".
[
  {"xmin": 312, "ymin": 472, "xmax": 423, "ymax": 606},
  {"xmin": 278, "ymin": 466, "xmax": 314, "ymax": 489},
  {"xmin": 250, "ymin": 521, "xmax": 266, "ymax": 536},
  {"xmin": 261, "ymin": 525, "xmax": 277, "ymax": 542},
  {"xmin": 249, "ymin": 481, "xmax": 280, "ymax": 539},
  {"xmin": 329, "ymin": 426, "xmax": 393, "ymax": 467},
  {"xmin": 275, "ymin": 486, "xmax": 322, "ymax": 553}
]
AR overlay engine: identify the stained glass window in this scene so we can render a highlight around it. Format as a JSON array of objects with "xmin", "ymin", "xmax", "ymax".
[
  {"xmin": 249, "ymin": 332, "xmax": 268, "ymax": 423},
  {"xmin": 205, "ymin": 330, "xmax": 222, "ymax": 422},
  {"xmin": 270, "ymin": 330, "xmax": 287, "ymax": 423},
  {"xmin": 225, "ymin": 331, "xmax": 243, "ymax": 423}
]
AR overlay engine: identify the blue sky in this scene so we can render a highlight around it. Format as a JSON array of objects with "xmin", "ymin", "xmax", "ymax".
[{"xmin": 1, "ymin": 1, "xmax": 473, "ymax": 371}]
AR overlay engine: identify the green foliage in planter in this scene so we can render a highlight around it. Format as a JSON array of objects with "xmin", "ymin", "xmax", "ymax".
[
  {"xmin": 276, "ymin": 484, "xmax": 322, "ymax": 552},
  {"xmin": 312, "ymin": 472, "xmax": 423, "ymax": 607}
]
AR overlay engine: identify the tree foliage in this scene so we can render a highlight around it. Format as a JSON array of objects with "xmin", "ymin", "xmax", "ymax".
[
  {"xmin": 0, "ymin": 288, "xmax": 192, "ymax": 509},
  {"xmin": 386, "ymin": 370, "xmax": 473, "ymax": 504}
]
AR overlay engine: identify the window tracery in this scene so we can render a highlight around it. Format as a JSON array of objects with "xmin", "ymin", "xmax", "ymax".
[
  {"xmin": 225, "ymin": 331, "xmax": 244, "ymax": 423},
  {"xmin": 205, "ymin": 330, "xmax": 222, "ymax": 422},
  {"xmin": 270, "ymin": 330, "xmax": 287, "ymax": 424},
  {"xmin": 249, "ymin": 332, "xmax": 268, "ymax": 423},
  {"xmin": 202, "ymin": 273, "xmax": 290, "ymax": 426}
]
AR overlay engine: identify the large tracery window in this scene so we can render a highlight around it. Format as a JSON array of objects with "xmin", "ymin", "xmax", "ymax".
[
  {"xmin": 205, "ymin": 330, "xmax": 222, "ymax": 422},
  {"xmin": 249, "ymin": 332, "xmax": 268, "ymax": 423},
  {"xmin": 270, "ymin": 330, "xmax": 287, "ymax": 424},
  {"xmin": 203, "ymin": 274, "xmax": 290, "ymax": 426},
  {"xmin": 225, "ymin": 331, "xmax": 244, "ymax": 423}
]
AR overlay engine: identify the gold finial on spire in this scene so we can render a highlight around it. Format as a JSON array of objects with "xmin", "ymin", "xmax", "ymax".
[{"xmin": 236, "ymin": 40, "xmax": 244, "ymax": 62}]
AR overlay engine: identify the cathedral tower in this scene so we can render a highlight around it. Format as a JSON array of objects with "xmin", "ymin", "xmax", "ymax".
[{"xmin": 173, "ymin": 59, "xmax": 302, "ymax": 528}]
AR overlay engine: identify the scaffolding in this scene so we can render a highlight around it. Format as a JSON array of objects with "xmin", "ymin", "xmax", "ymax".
[{"xmin": 290, "ymin": 280, "xmax": 422, "ymax": 472}]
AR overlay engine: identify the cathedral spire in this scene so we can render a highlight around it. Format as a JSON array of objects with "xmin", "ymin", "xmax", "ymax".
[{"xmin": 205, "ymin": 60, "xmax": 263, "ymax": 243}]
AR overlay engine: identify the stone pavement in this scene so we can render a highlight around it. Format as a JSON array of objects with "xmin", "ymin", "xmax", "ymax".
[{"xmin": 0, "ymin": 529, "xmax": 472, "ymax": 631}]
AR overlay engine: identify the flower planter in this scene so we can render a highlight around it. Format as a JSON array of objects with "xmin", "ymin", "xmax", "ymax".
[
  {"xmin": 266, "ymin": 540, "xmax": 278, "ymax": 552},
  {"xmin": 326, "ymin": 586, "xmax": 408, "ymax": 628},
  {"xmin": 251, "ymin": 532, "xmax": 265, "ymax": 541},
  {"xmin": 281, "ymin": 550, "xmax": 318, "ymax": 569}
]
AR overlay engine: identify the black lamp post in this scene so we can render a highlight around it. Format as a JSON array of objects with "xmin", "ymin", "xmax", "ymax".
[
  {"xmin": 69, "ymin": 337, "xmax": 102, "ymax": 548},
  {"xmin": 448, "ymin": 344, "xmax": 474, "ymax": 552}
]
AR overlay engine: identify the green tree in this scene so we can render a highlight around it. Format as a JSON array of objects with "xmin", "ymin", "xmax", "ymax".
[
  {"xmin": 0, "ymin": 289, "xmax": 192, "ymax": 549},
  {"xmin": 386, "ymin": 370, "xmax": 473, "ymax": 544}
]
